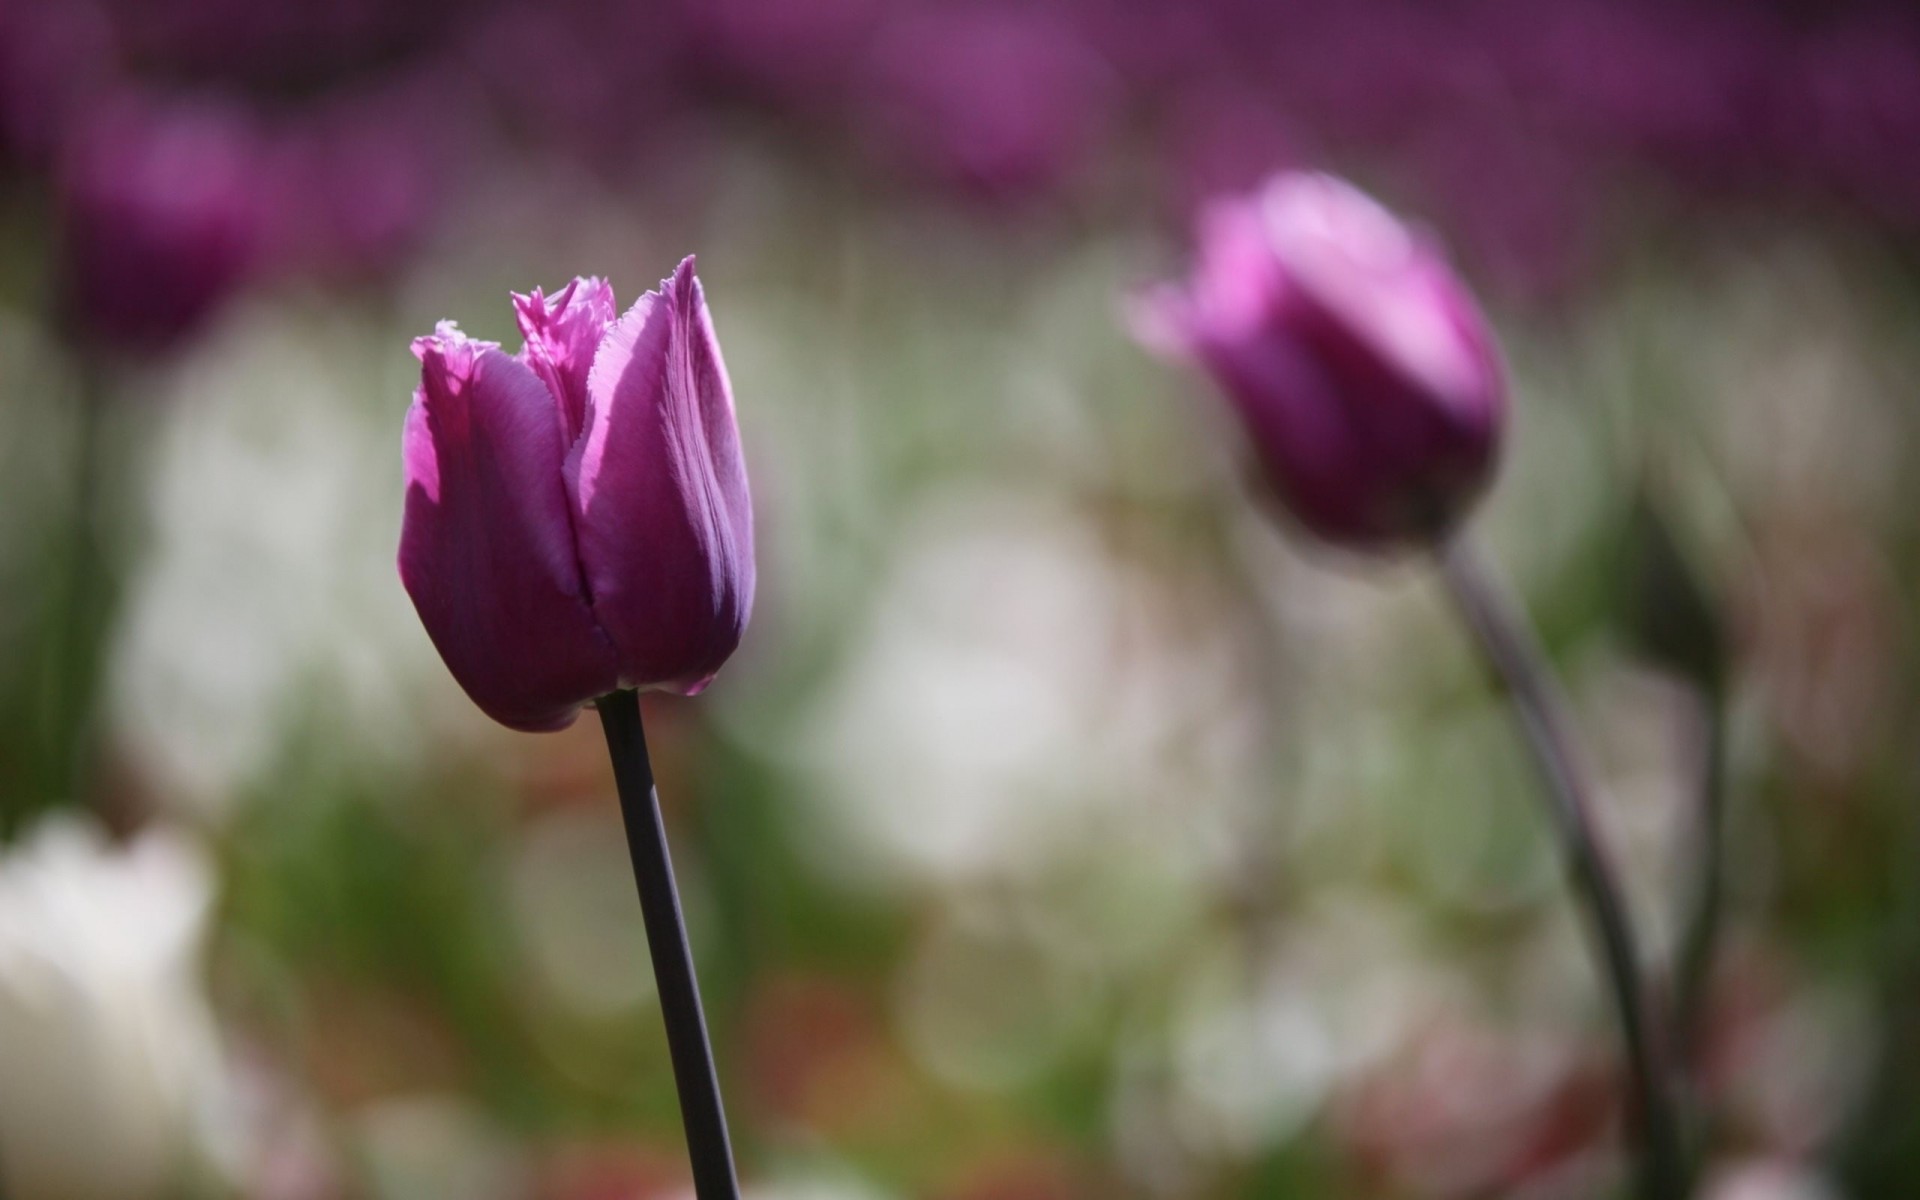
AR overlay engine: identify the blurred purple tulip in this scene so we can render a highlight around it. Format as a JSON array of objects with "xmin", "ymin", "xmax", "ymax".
[
  {"xmin": 1138, "ymin": 171, "xmax": 1505, "ymax": 547},
  {"xmin": 56, "ymin": 92, "xmax": 262, "ymax": 353},
  {"xmin": 860, "ymin": 6, "xmax": 1114, "ymax": 202},
  {"xmin": 685, "ymin": 0, "xmax": 876, "ymax": 109},
  {"xmin": 261, "ymin": 73, "xmax": 471, "ymax": 283},
  {"xmin": 0, "ymin": 0, "xmax": 115, "ymax": 168},
  {"xmin": 98, "ymin": 0, "xmax": 456, "ymax": 95},
  {"xmin": 398, "ymin": 258, "xmax": 755, "ymax": 732},
  {"xmin": 465, "ymin": 0, "xmax": 691, "ymax": 163},
  {"xmin": 1785, "ymin": 16, "xmax": 1920, "ymax": 224},
  {"xmin": 1155, "ymin": 82, "xmax": 1304, "ymax": 215}
]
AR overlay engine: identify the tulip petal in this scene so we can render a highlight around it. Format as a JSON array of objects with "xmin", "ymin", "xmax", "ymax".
[
  {"xmin": 1142, "ymin": 171, "xmax": 1505, "ymax": 547},
  {"xmin": 568, "ymin": 257, "xmax": 754, "ymax": 692},
  {"xmin": 512, "ymin": 276, "xmax": 616, "ymax": 445},
  {"xmin": 399, "ymin": 323, "xmax": 619, "ymax": 729},
  {"xmin": 1260, "ymin": 173, "xmax": 1494, "ymax": 421}
]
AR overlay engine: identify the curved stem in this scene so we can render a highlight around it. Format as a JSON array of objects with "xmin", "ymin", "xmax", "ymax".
[
  {"xmin": 1674, "ymin": 690, "xmax": 1728, "ymax": 1062},
  {"xmin": 596, "ymin": 690, "xmax": 741, "ymax": 1200},
  {"xmin": 1437, "ymin": 536, "xmax": 1688, "ymax": 1200}
]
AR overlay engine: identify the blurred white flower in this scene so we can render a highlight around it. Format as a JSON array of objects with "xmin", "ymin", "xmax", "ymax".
[
  {"xmin": 505, "ymin": 804, "xmax": 656, "ymax": 1018},
  {"xmin": 1700, "ymin": 1158, "xmax": 1843, "ymax": 1200},
  {"xmin": 894, "ymin": 902, "xmax": 1096, "ymax": 1092},
  {"xmin": 1170, "ymin": 961, "xmax": 1333, "ymax": 1157},
  {"xmin": 788, "ymin": 488, "xmax": 1264, "ymax": 890},
  {"xmin": 1165, "ymin": 895, "xmax": 1469, "ymax": 1162},
  {"xmin": 1687, "ymin": 244, "xmax": 1902, "ymax": 531},
  {"xmin": 743, "ymin": 1177, "xmax": 895, "ymax": 1200},
  {"xmin": 353, "ymin": 1094, "xmax": 526, "ymax": 1200},
  {"xmin": 0, "ymin": 815, "xmax": 226, "ymax": 1200},
  {"xmin": 1723, "ymin": 975, "xmax": 1875, "ymax": 1156},
  {"xmin": 109, "ymin": 304, "xmax": 480, "ymax": 814},
  {"xmin": 662, "ymin": 1165, "xmax": 894, "ymax": 1200}
]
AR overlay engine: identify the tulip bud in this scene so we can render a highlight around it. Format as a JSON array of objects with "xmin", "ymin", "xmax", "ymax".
[
  {"xmin": 1137, "ymin": 171, "xmax": 1506, "ymax": 547},
  {"xmin": 398, "ymin": 258, "xmax": 754, "ymax": 732}
]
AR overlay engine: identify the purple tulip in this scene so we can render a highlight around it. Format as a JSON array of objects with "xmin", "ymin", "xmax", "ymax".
[
  {"xmin": 398, "ymin": 258, "xmax": 754, "ymax": 731},
  {"xmin": 56, "ymin": 92, "xmax": 262, "ymax": 354},
  {"xmin": 1137, "ymin": 171, "xmax": 1505, "ymax": 548}
]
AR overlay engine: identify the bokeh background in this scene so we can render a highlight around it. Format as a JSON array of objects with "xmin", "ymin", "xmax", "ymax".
[{"xmin": 3, "ymin": 1, "xmax": 1919, "ymax": 1198}]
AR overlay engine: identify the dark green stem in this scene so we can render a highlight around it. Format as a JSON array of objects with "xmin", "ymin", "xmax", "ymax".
[
  {"xmin": 1438, "ymin": 536, "xmax": 1688, "ymax": 1200},
  {"xmin": 27, "ymin": 359, "xmax": 112, "ymax": 825},
  {"xmin": 595, "ymin": 690, "xmax": 740, "ymax": 1200},
  {"xmin": 1674, "ymin": 690, "xmax": 1728, "ymax": 1062}
]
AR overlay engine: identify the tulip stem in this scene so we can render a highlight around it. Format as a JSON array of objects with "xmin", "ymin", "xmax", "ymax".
[
  {"xmin": 1674, "ymin": 691, "xmax": 1728, "ymax": 1062},
  {"xmin": 596, "ymin": 690, "xmax": 741, "ymax": 1200},
  {"xmin": 1436, "ymin": 536, "xmax": 1688, "ymax": 1200},
  {"xmin": 32, "ymin": 359, "xmax": 112, "ymax": 826}
]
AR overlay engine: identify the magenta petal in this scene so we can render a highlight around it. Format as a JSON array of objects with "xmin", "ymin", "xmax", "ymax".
[
  {"xmin": 1139, "ymin": 171, "xmax": 1505, "ymax": 547},
  {"xmin": 399, "ymin": 323, "xmax": 620, "ymax": 730},
  {"xmin": 512, "ymin": 276, "xmax": 616, "ymax": 445},
  {"xmin": 567, "ymin": 257, "xmax": 755, "ymax": 693}
]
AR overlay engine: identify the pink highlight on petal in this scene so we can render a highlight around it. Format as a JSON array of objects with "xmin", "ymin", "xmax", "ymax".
[
  {"xmin": 667, "ymin": 257, "xmax": 754, "ymax": 619},
  {"xmin": 513, "ymin": 275, "xmax": 616, "ymax": 445},
  {"xmin": 1258, "ymin": 173, "xmax": 1492, "ymax": 417},
  {"xmin": 402, "ymin": 398, "xmax": 441, "ymax": 505},
  {"xmin": 567, "ymin": 256, "xmax": 755, "ymax": 693},
  {"xmin": 1139, "ymin": 169, "xmax": 1506, "ymax": 548}
]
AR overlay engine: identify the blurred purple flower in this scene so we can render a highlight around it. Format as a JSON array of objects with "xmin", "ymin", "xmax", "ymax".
[
  {"xmin": 1504, "ymin": 0, "xmax": 1774, "ymax": 187},
  {"xmin": 1137, "ymin": 171, "xmax": 1505, "ymax": 547},
  {"xmin": 1154, "ymin": 82, "xmax": 1304, "ymax": 216},
  {"xmin": 1402, "ymin": 118, "xmax": 1598, "ymax": 302},
  {"xmin": 98, "ymin": 0, "xmax": 462, "ymax": 94},
  {"xmin": 683, "ymin": 0, "xmax": 877, "ymax": 110},
  {"xmin": 261, "ymin": 73, "xmax": 471, "ymax": 282},
  {"xmin": 0, "ymin": 0, "xmax": 115, "ymax": 168},
  {"xmin": 860, "ymin": 5, "xmax": 1115, "ymax": 202},
  {"xmin": 1783, "ymin": 16, "xmax": 1920, "ymax": 224},
  {"xmin": 399, "ymin": 259, "xmax": 755, "ymax": 732},
  {"xmin": 56, "ymin": 91, "xmax": 263, "ymax": 353},
  {"xmin": 1260, "ymin": 4, "xmax": 1496, "ymax": 151},
  {"xmin": 466, "ymin": 0, "xmax": 691, "ymax": 166}
]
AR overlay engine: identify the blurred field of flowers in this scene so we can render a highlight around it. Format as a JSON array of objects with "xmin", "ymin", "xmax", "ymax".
[{"xmin": 3, "ymin": 1, "xmax": 1920, "ymax": 1198}]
